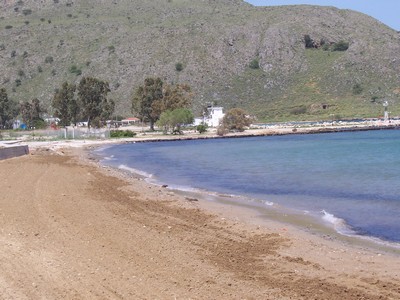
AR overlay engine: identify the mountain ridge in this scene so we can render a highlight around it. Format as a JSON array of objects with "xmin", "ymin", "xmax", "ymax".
[{"xmin": 1, "ymin": 0, "xmax": 399, "ymax": 121}]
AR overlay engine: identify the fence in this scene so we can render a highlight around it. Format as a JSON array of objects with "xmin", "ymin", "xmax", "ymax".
[{"xmin": 0, "ymin": 127, "xmax": 110, "ymax": 141}]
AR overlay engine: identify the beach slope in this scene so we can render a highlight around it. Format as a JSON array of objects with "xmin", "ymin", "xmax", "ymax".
[{"xmin": 0, "ymin": 150, "xmax": 399, "ymax": 299}]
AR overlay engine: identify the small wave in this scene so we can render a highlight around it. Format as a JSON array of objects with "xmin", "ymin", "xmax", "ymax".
[
  {"xmin": 118, "ymin": 164, "xmax": 153, "ymax": 178},
  {"xmin": 321, "ymin": 210, "xmax": 354, "ymax": 235},
  {"xmin": 321, "ymin": 210, "xmax": 400, "ymax": 249},
  {"xmin": 103, "ymin": 155, "xmax": 115, "ymax": 161},
  {"xmin": 166, "ymin": 184, "xmax": 199, "ymax": 193}
]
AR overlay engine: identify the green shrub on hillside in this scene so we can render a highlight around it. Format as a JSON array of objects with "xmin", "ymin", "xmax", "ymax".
[
  {"xmin": 249, "ymin": 59, "xmax": 260, "ymax": 69},
  {"xmin": 69, "ymin": 65, "xmax": 82, "ymax": 75},
  {"xmin": 22, "ymin": 9, "xmax": 32, "ymax": 16},
  {"xmin": 45, "ymin": 56, "xmax": 54, "ymax": 63},
  {"xmin": 352, "ymin": 83, "xmax": 363, "ymax": 95},
  {"xmin": 332, "ymin": 40, "xmax": 349, "ymax": 51},
  {"xmin": 175, "ymin": 62, "xmax": 184, "ymax": 72}
]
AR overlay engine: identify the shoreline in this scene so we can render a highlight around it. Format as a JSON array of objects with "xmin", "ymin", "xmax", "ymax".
[
  {"xmin": 91, "ymin": 128, "xmax": 400, "ymax": 253},
  {"xmin": 94, "ymin": 145, "xmax": 400, "ymax": 256},
  {"xmin": 1, "ymin": 126, "xmax": 400, "ymax": 298}
]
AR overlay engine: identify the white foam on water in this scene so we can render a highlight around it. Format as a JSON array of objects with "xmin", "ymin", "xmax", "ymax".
[
  {"xmin": 103, "ymin": 155, "xmax": 115, "ymax": 161},
  {"xmin": 118, "ymin": 164, "xmax": 153, "ymax": 179},
  {"xmin": 321, "ymin": 210, "xmax": 355, "ymax": 236},
  {"xmin": 320, "ymin": 210, "xmax": 400, "ymax": 249}
]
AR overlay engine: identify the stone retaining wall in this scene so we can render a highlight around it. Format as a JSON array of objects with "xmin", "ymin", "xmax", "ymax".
[{"xmin": 0, "ymin": 145, "xmax": 29, "ymax": 160}]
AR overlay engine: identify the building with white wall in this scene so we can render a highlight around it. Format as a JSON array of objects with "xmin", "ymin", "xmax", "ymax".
[{"xmin": 194, "ymin": 106, "xmax": 225, "ymax": 127}]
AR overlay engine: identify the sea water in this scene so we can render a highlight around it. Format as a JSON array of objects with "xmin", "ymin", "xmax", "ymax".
[{"xmin": 97, "ymin": 130, "xmax": 400, "ymax": 244}]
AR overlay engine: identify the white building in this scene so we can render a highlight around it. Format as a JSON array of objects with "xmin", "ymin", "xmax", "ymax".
[{"xmin": 194, "ymin": 106, "xmax": 225, "ymax": 127}]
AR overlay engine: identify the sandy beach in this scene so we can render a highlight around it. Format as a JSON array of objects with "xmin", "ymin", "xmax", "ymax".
[{"xmin": 1, "ymin": 138, "xmax": 400, "ymax": 299}]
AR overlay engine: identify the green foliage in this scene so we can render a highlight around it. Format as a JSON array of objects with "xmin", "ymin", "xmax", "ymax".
[
  {"xmin": 5, "ymin": 25, "xmax": 13, "ymax": 29},
  {"xmin": 221, "ymin": 108, "xmax": 251, "ymax": 132},
  {"xmin": 20, "ymin": 98, "xmax": 45, "ymax": 128},
  {"xmin": 304, "ymin": 34, "xmax": 314, "ymax": 48},
  {"xmin": 156, "ymin": 108, "xmax": 194, "ymax": 134},
  {"xmin": 22, "ymin": 9, "xmax": 32, "ymax": 16},
  {"xmin": 290, "ymin": 105, "xmax": 307, "ymax": 115},
  {"xmin": 37, "ymin": 65, "xmax": 43, "ymax": 73},
  {"xmin": 196, "ymin": 124, "xmax": 207, "ymax": 134},
  {"xmin": 69, "ymin": 65, "xmax": 82, "ymax": 75},
  {"xmin": 132, "ymin": 77, "xmax": 164, "ymax": 130},
  {"xmin": 249, "ymin": 58, "xmax": 260, "ymax": 69},
  {"xmin": 175, "ymin": 62, "xmax": 184, "ymax": 72},
  {"xmin": 18, "ymin": 69, "xmax": 25, "ymax": 77},
  {"xmin": 132, "ymin": 77, "xmax": 192, "ymax": 131},
  {"xmin": 52, "ymin": 81, "xmax": 78, "ymax": 126},
  {"xmin": 0, "ymin": 88, "xmax": 18, "ymax": 128},
  {"xmin": 332, "ymin": 40, "xmax": 349, "ymax": 51},
  {"xmin": 15, "ymin": 79, "xmax": 21, "ymax": 87},
  {"xmin": 108, "ymin": 45, "xmax": 115, "ymax": 53},
  {"xmin": 34, "ymin": 119, "xmax": 47, "ymax": 129},
  {"xmin": 110, "ymin": 130, "xmax": 136, "ymax": 138},
  {"xmin": 352, "ymin": 83, "xmax": 363, "ymax": 95},
  {"xmin": 322, "ymin": 43, "xmax": 330, "ymax": 51},
  {"xmin": 77, "ymin": 77, "xmax": 114, "ymax": 128},
  {"xmin": 45, "ymin": 56, "xmax": 54, "ymax": 63}
]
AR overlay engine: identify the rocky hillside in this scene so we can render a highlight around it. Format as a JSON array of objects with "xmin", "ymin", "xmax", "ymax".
[{"xmin": 1, "ymin": 0, "xmax": 399, "ymax": 121}]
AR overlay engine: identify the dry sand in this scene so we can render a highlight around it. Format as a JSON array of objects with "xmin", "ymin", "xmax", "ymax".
[{"xmin": 1, "ymin": 143, "xmax": 400, "ymax": 299}]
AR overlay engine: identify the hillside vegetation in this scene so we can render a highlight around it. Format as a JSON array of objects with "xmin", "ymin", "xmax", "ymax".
[{"xmin": 1, "ymin": 0, "xmax": 400, "ymax": 121}]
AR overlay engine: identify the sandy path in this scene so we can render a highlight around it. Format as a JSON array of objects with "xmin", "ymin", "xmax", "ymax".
[{"xmin": 1, "ymin": 150, "xmax": 399, "ymax": 299}]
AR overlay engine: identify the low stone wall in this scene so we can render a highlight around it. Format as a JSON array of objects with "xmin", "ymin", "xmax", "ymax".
[{"xmin": 0, "ymin": 145, "xmax": 29, "ymax": 160}]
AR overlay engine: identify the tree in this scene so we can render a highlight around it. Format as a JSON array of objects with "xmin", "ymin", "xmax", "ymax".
[
  {"xmin": 304, "ymin": 34, "xmax": 314, "ymax": 48},
  {"xmin": 0, "ymin": 88, "xmax": 17, "ymax": 129},
  {"xmin": 77, "ymin": 77, "xmax": 114, "ymax": 128},
  {"xmin": 156, "ymin": 108, "xmax": 194, "ymax": 134},
  {"xmin": 152, "ymin": 83, "xmax": 192, "ymax": 119},
  {"xmin": 221, "ymin": 108, "xmax": 252, "ymax": 133},
  {"xmin": 19, "ymin": 98, "xmax": 45, "ymax": 128},
  {"xmin": 131, "ymin": 77, "xmax": 163, "ymax": 131},
  {"xmin": 52, "ymin": 82, "xmax": 77, "ymax": 126},
  {"xmin": 132, "ymin": 78, "xmax": 192, "ymax": 131}
]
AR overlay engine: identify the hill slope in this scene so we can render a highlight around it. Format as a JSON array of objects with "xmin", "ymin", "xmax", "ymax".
[{"xmin": 1, "ymin": 0, "xmax": 399, "ymax": 121}]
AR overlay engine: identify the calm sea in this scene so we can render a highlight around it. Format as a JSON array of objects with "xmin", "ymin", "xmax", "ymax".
[{"xmin": 97, "ymin": 130, "xmax": 400, "ymax": 244}]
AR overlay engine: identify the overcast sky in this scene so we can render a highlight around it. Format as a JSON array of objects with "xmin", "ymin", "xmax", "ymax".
[{"xmin": 244, "ymin": 0, "xmax": 400, "ymax": 31}]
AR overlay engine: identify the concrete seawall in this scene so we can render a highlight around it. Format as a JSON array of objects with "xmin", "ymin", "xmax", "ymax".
[{"xmin": 0, "ymin": 145, "xmax": 29, "ymax": 160}]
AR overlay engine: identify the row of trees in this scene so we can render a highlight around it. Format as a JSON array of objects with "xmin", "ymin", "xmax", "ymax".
[
  {"xmin": 0, "ymin": 88, "xmax": 46, "ymax": 129},
  {"xmin": 52, "ymin": 77, "xmax": 115, "ymax": 128},
  {"xmin": 1, "ymin": 77, "xmax": 114, "ymax": 130},
  {"xmin": 2, "ymin": 75, "xmax": 252, "ymax": 134}
]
